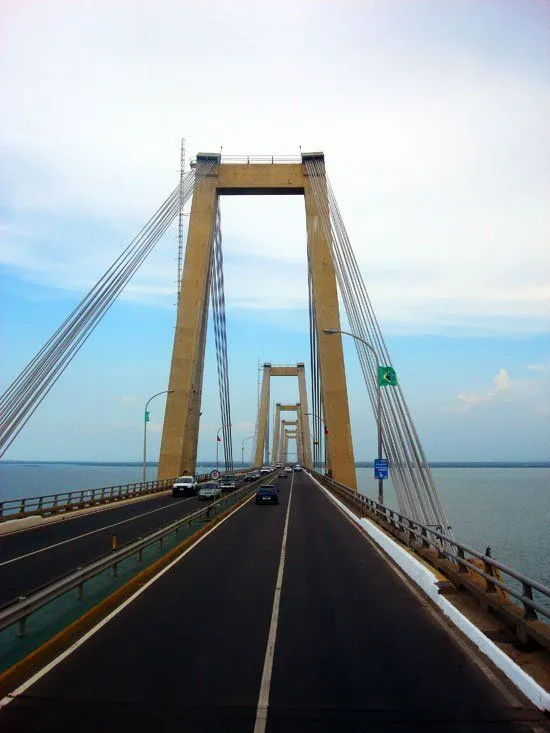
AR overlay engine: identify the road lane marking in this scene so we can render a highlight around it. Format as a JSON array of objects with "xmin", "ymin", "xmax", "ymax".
[
  {"xmin": 0, "ymin": 489, "xmax": 258, "ymax": 710},
  {"xmin": 0, "ymin": 497, "xmax": 196, "ymax": 568},
  {"xmin": 253, "ymin": 471, "xmax": 294, "ymax": 733},
  {"xmin": 311, "ymin": 474, "xmax": 527, "ymax": 712}
]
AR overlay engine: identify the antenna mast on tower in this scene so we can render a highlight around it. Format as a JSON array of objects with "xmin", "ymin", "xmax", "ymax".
[{"xmin": 177, "ymin": 138, "xmax": 186, "ymax": 304}]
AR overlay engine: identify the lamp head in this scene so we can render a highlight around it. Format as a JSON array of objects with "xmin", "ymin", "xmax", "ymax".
[{"xmin": 323, "ymin": 328, "xmax": 339, "ymax": 335}]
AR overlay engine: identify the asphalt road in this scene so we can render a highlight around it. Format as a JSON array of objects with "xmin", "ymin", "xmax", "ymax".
[
  {"xmin": 0, "ymin": 490, "xmax": 211, "ymax": 605},
  {"xmin": 1, "ymin": 472, "xmax": 544, "ymax": 732}
]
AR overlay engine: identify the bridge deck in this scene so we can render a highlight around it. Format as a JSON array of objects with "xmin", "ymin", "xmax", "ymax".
[
  {"xmin": 1, "ymin": 472, "xmax": 541, "ymax": 732},
  {"xmin": 0, "ymin": 493, "xmax": 197, "ymax": 605}
]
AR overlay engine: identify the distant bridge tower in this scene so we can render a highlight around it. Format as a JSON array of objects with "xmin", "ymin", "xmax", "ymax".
[
  {"xmin": 158, "ymin": 154, "xmax": 355, "ymax": 488},
  {"xmin": 254, "ymin": 365, "xmax": 312, "ymax": 469},
  {"xmin": 276, "ymin": 419, "xmax": 299, "ymax": 464},
  {"xmin": 271, "ymin": 403, "xmax": 306, "ymax": 467}
]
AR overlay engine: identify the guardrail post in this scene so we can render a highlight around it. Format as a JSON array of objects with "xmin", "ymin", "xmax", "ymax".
[
  {"xmin": 111, "ymin": 534, "xmax": 118, "ymax": 552},
  {"xmin": 521, "ymin": 582, "xmax": 538, "ymax": 620},
  {"xmin": 17, "ymin": 616, "xmax": 27, "ymax": 638},
  {"xmin": 37, "ymin": 496, "xmax": 44, "ymax": 514},
  {"xmin": 19, "ymin": 498, "xmax": 26, "ymax": 517},
  {"xmin": 137, "ymin": 545, "xmax": 143, "ymax": 562},
  {"xmin": 456, "ymin": 546, "xmax": 469, "ymax": 574},
  {"xmin": 483, "ymin": 547, "xmax": 497, "ymax": 593},
  {"xmin": 76, "ymin": 578, "xmax": 83, "ymax": 601},
  {"xmin": 0, "ymin": 501, "xmax": 3, "ymax": 517},
  {"xmin": 420, "ymin": 526, "xmax": 430, "ymax": 549},
  {"xmin": 112, "ymin": 562, "xmax": 118, "ymax": 578}
]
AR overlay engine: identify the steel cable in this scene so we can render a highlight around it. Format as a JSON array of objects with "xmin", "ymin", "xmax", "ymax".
[
  {"xmin": 1, "ymin": 162, "xmax": 217, "ymax": 456},
  {"xmin": 304, "ymin": 159, "xmax": 452, "ymax": 534}
]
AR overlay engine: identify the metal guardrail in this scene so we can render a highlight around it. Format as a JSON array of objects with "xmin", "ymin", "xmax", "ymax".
[
  {"xmin": 0, "ymin": 474, "xmax": 273, "ymax": 637},
  {"xmin": 0, "ymin": 479, "xmax": 177, "ymax": 522},
  {"xmin": 0, "ymin": 467, "xmax": 263, "ymax": 522},
  {"xmin": 312, "ymin": 470, "xmax": 550, "ymax": 649},
  {"xmin": 192, "ymin": 155, "xmax": 302, "ymax": 165}
]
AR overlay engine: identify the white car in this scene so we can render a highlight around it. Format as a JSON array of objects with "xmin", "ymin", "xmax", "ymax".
[
  {"xmin": 260, "ymin": 467, "xmax": 271, "ymax": 475},
  {"xmin": 172, "ymin": 475, "xmax": 198, "ymax": 497},
  {"xmin": 220, "ymin": 475, "xmax": 237, "ymax": 492},
  {"xmin": 285, "ymin": 466, "xmax": 292, "ymax": 473},
  {"xmin": 293, "ymin": 464, "xmax": 302, "ymax": 472},
  {"xmin": 198, "ymin": 481, "xmax": 222, "ymax": 501}
]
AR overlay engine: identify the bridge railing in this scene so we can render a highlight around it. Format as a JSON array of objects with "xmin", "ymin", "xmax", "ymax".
[
  {"xmin": 312, "ymin": 470, "xmax": 550, "ymax": 650},
  {"xmin": 192, "ymin": 154, "xmax": 302, "ymax": 165},
  {"xmin": 0, "ymin": 473, "xmax": 271, "ymax": 640},
  {"xmin": 0, "ymin": 466, "xmax": 264, "ymax": 523},
  {"xmin": 0, "ymin": 479, "xmax": 177, "ymax": 522}
]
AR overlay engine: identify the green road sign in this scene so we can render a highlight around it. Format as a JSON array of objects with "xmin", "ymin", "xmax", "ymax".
[{"xmin": 378, "ymin": 366, "xmax": 397, "ymax": 386}]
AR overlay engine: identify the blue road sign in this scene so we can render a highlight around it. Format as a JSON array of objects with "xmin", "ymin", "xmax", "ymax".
[{"xmin": 374, "ymin": 459, "xmax": 389, "ymax": 480}]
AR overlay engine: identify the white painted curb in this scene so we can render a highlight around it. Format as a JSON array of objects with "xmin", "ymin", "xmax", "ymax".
[{"xmin": 309, "ymin": 473, "xmax": 550, "ymax": 712}]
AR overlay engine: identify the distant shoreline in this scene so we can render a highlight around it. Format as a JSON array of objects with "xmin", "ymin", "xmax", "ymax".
[{"xmin": 1, "ymin": 460, "xmax": 549, "ymax": 469}]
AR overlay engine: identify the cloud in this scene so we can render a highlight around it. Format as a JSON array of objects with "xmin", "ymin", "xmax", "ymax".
[
  {"xmin": 451, "ymin": 364, "xmax": 550, "ymax": 415},
  {"xmin": 455, "ymin": 368, "xmax": 511, "ymax": 412},
  {"xmin": 121, "ymin": 395, "xmax": 138, "ymax": 404},
  {"xmin": 528, "ymin": 363, "xmax": 548, "ymax": 374},
  {"xmin": 1, "ymin": 0, "xmax": 549, "ymax": 335}
]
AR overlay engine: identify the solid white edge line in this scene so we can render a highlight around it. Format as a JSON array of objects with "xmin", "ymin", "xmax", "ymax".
[
  {"xmin": 0, "ymin": 496, "xmax": 196, "ymax": 568},
  {"xmin": 308, "ymin": 472, "xmax": 550, "ymax": 714},
  {"xmin": 0, "ymin": 491, "xmax": 257, "ymax": 711},
  {"xmin": 253, "ymin": 471, "xmax": 294, "ymax": 733}
]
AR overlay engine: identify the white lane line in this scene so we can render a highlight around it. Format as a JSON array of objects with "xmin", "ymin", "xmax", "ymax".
[
  {"xmin": 0, "ymin": 490, "xmax": 257, "ymax": 710},
  {"xmin": 0, "ymin": 497, "xmax": 196, "ymax": 568},
  {"xmin": 253, "ymin": 471, "xmax": 294, "ymax": 733},
  {"xmin": 310, "ymin": 474, "xmax": 526, "ymax": 711}
]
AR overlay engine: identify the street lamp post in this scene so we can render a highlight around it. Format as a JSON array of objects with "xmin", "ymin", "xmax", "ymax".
[
  {"xmin": 216, "ymin": 424, "xmax": 231, "ymax": 469},
  {"xmin": 241, "ymin": 435, "xmax": 254, "ymax": 466},
  {"xmin": 305, "ymin": 411, "xmax": 328, "ymax": 475},
  {"xmin": 143, "ymin": 390, "xmax": 173, "ymax": 483},
  {"xmin": 324, "ymin": 328, "xmax": 384, "ymax": 504}
]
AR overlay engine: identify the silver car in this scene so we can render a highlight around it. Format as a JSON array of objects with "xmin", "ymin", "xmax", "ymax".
[{"xmin": 198, "ymin": 481, "xmax": 222, "ymax": 501}]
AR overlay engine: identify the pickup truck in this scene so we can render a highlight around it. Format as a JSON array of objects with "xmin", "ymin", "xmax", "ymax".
[{"xmin": 172, "ymin": 475, "xmax": 198, "ymax": 497}]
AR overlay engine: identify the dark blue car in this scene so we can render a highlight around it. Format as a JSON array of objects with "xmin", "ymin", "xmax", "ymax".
[{"xmin": 255, "ymin": 486, "xmax": 279, "ymax": 505}]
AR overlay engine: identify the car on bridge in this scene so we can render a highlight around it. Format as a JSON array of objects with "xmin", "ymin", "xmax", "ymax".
[
  {"xmin": 260, "ymin": 467, "xmax": 272, "ymax": 475},
  {"xmin": 197, "ymin": 481, "xmax": 222, "ymax": 501},
  {"xmin": 244, "ymin": 472, "xmax": 260, "ymax": 482},
  {"xmin": 172, "ymin": 475, "xmax": 198, "ymax": 497},
  {"xmin": 255, "ymin": 485, "xmax": 279, "ymax": 505},
  {"xmin": 220, "ymin": 475, "xmax": 237, "ymax": 492},
  {"xmin": 278, "ymin": 470, "xmax": 287, "ymax": 478},
  {"xmin": 294, "ymin": 464, "xmax": 302, "ymax": 472}
]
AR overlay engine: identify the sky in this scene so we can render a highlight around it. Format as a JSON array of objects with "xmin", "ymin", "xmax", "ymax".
[{"xmin": 1, "ymin": 0, "xmax": 549, "ymax": 464}]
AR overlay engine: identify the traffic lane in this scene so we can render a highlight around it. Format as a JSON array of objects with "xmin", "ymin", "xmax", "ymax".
[
  {"xmin": 267, "ymin": 473, "xmax": 533, "ymax": 733},
  {"xmin": 1, "ymin": 480, "xmax": 290, "ymax": 732},
  {"xmin": 0, "ymin": 495, "xmax": 201, "ymax": 605},
  {"xmin": 0, "ymin": 490, "xmax": 183, "ymax": 560}
]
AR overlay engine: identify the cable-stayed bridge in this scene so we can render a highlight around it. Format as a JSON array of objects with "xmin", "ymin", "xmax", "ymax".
[{"xmin": 0, "ymin": 153, "xmax": 549, "ymax": 731}]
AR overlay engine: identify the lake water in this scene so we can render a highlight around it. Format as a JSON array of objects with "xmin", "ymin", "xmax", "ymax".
[{"xmin": 1, "ymin": 462, "xmax": 548, "ymax": 592}]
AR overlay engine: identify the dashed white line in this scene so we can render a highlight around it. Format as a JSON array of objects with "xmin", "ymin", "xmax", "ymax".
[
  {"xmin": 253, "ymin": 471, "xmax": 294, "ymax": 733},
  {"xmin": 0, "ymin": 490, "xmax": 257, "ymax": 710},
  {"xmin": 0, "ymin": 497, "xmax": 196, "ymax": 567}
]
